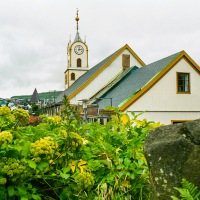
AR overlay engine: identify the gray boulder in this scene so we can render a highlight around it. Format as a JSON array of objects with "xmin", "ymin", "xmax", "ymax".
[{"xmin": 144, "ymin": 119, "xmax": 200, "ymax": 200}]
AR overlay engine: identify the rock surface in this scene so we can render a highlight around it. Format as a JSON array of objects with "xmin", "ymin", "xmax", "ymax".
[{"xmin": 144, "ymin": 119, "xmax": 200, "ymax": 200}]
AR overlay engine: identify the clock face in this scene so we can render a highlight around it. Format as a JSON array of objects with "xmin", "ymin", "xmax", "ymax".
[{"xmin": 74, "ymin": 45, "xmax": 84, "ymax": 55}]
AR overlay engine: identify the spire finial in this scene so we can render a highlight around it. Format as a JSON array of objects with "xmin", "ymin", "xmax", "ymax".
[{"xmin": 75, "ymin": 8, "xmax": 79, "ymax": 32}]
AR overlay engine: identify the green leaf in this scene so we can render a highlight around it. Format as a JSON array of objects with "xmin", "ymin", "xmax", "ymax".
[
  {"xmin": 37, "ymin": 161, "xmax": 49, "ymax": 172},
  {"xmin": 62, "ymin": 166, "xmax": 71, "ymax": 174},
  {"xmin": 116, "ymin": 164, "xmax": 125, "ymax": 170},
  {"xmin": 21, "ymin": 198, "xmax": 28, "ymax": 200},
  {"xmin": 27, "ymin": 183, "xmax": 32, "ymax": 190},
  {"xmin": 60, "ymin": 172, "xmax": 70, "ymax": 180},
  {"xmin": 21, "ymin": 142, "xmax": 31, "ymax": 158},
  {"xmin": 32, "ymin": 194, "xmax": 42, "ymax": 200},
  {"xmin": 4, "ymin": 149, "xmax": 19, "ymax": 158},
  {"xmin": 171, "ymin": 196, "xmax": 180, "ymax": 200},
  {"xmin": 0, "ymin": 186, "xmax": 6, "ymax": 199},
  {"xmin": 106, "ymin": 173, "xmax": 115, "ymax": 182},
  {"xmin": 17, "ymin": 185, "xmax": 27, "ymax": 196},
  {"xmin": 27, "ymin": 160, "xmax": 36, "ymax": 170},
  {"xmin": 130, "ymin": 173, "xmax": 135, "ymax": 180},
  {"xmin": 124, "ymin": 158, "xmax": 131, "ymax": 167},
  {"xmin": 8, "ymin": 186, "xmax": 15, "ymax": 197}
]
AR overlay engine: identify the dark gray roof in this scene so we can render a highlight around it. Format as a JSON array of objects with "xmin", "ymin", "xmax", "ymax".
[
  {"xmin": 96, "ymin": 51, "xmax": 181, "ymax": 109},
  {"xmin": 56, "ymin": 48, "xmax": 120, "ymax": 103},
  {"xmin": 30, "ymin": 88, "xmax": 40, "ymax": 103}
]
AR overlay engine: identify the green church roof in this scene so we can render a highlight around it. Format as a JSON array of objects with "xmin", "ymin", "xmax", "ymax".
[{"xmin": 96, "ymin": 51, "xmax": 181, "ymax": 109}]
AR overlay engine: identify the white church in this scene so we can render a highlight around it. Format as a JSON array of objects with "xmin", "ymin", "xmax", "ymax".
[{"xmin": 55, "ymin": 10, "xmax": 200, "ymax": 125}]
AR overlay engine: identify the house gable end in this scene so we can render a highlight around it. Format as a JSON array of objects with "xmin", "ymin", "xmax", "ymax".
[{"xmin": 119, "ymin": 51, "xmax": 200, "ymax": 111}]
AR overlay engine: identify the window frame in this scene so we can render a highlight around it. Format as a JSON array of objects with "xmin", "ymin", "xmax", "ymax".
[
  {"xmin": 71, "ymin": 73, "xmax": 75, "ymax": 81},
  {"xmin": 77, "ymin": 58, "xmax": 82, "ymax": 67},
  {"xmin": 176, "ymin": 72, "xmax": 191, "ymax": 94},
  {"xmin": 171, "ymin": 120, "xmax": 191, "ymax": 124}
]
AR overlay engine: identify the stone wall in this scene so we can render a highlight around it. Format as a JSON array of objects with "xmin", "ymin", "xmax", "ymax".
[{"xmin": 144, "ymin": 119, "xmax": 200, "ymax": 200}]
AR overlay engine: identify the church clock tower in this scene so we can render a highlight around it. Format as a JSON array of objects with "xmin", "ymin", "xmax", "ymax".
[{"xmin": 65, "ymin": 9, "xmax": 89, "ymax": 89}]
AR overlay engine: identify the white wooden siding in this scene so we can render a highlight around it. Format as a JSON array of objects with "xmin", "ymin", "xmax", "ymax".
[{"xmin": 126, "ymin": 58, "xmax": 200, "ymax": 124}]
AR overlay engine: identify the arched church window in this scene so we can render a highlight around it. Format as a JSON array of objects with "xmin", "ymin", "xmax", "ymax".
[
  {"xmin": 77, "ymin": 58, "xmax": 82, "ymax": 67},
  {"xmin": 71, "ymin": 73, "xmax": 75, "ymax": 80},
  {"xmin": 65, "ymin": 74, "xmax": 68, "ymax": 84}
]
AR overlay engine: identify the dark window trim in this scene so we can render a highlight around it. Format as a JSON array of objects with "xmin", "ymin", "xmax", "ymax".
[{"xmin": 176, "ymin": 72, "xmax": 191, "ymax": 94}]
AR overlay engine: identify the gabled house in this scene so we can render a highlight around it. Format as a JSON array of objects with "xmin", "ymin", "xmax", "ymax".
[{"xmin": 92, "ymin": 51, "xmax": 200, "ymax": 124}]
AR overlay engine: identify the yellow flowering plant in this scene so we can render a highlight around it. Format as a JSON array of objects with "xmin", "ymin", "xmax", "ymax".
[
  {"xmin": 0, "ymin": 106, "xmax": 16, "ymax": 131},
  {"xmin": 13, "ymin": 108, "xmax": 29, "ymax": 126},
  {"xmin": 0, "ymin": 98, "xmax": 162, "ymax": 199}
]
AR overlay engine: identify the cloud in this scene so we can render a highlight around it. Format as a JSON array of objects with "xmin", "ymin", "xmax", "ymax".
[{"xmin": 0, "ymin": 0, "xmax": 199, "ymax": 98}]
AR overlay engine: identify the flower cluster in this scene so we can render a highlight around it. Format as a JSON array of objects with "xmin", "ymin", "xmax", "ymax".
[
  {"xmin": 0, "ymin": 177, "xmax": 7, "ymax": 185},
  {"xmin": 0, "ymin": 158, "xmax": 30, "ymax": 182},
  {"xmin": 0, "ymin": 131, "xmax": 13, "ymax": 144},
  {"xmin": 74, "ymin": 171, "xmax": 95, "ymax": 189},
  {"xmin": 70, "ymin": 132, "xmax": 84, "ymax": 150},
  {"xmin": 0, "ymin": 107, "xmax": 16, "ymax": 131},
  {"xmin": 31, "ymin": 137, "xmax": 58, "ymax": 160},
  {"xmin": 47, "ymin": 116, "xmax": 62, "ymax": 124},
  {"xmin": 58, "ymin": 129, "xmax": 68, "ymax": 138},
  {"xmin": 13, "ymin": 108, "xmax": 29, "ymax": 126},
  {"xmin": 0, "ymin": 106, "xmax": 11, "ymax": 116}
]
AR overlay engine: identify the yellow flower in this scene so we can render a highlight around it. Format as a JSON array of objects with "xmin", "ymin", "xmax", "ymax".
[{"xmin": 121, "ymin": 114, "xmax": 129, "ymax": 125}]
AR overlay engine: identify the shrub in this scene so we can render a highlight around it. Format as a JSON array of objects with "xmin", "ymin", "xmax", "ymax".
[{"xmin": 0, "ymin": 100, "xmax": 161, "ymax": 199}]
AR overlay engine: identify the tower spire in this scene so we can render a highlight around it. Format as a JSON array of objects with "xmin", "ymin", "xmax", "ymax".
[
  {"xmin": 75, "ymin": 8, "xmax": 79, "ymax": 32},
  {"xmin": 74, "ymin": 8, "xmax": 82, "ymax": 42}
]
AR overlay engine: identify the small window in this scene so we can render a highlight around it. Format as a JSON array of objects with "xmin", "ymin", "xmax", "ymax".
[
  {"xmin": 177, "ymin": 72, "xmax": 190, "ymax": 93},
  {"xmin": 71, "ymin": 73, "xmax": 75, "ymax": 80},
  {"xmin": 65, "ymin": 74, "xmax": 67, "ymax": 84},
  {"xmin": 171, "ymin": 120, "xmax": 191, "ymax": 124},
  {"xmin": 77, "ymin": 58, "xmax": 82, "ymax": 67},
  {"xmin": 99, "ymin": 118, "xmax": 104, "ymax": 125}
]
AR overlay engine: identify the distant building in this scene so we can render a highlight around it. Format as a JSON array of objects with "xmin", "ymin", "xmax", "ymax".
[{"xmin": 30, "ymin": 88, "xmax": 40, "ymax": 103}]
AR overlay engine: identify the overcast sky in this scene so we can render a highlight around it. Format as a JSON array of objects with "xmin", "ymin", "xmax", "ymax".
[{"xmin": 0, "ymin": 0, "xmax": 200, "ymax": 99}]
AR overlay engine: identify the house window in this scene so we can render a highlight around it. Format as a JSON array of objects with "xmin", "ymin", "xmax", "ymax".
[
  {"xmin": 77, "ymin": 58, "xmax": 82, "ymax": 67},
  {"xmin": 177, "ymin": 72, "xmax": 190, "ymax": 93},
  {"xmin": 71, "ymin": 73, "xmax": 75, "ymax": 80}
]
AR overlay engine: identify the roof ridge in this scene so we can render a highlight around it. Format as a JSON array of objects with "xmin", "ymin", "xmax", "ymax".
[{"xmin": 146, "ymin": 51, "xmax": 182, "ymax": 66}]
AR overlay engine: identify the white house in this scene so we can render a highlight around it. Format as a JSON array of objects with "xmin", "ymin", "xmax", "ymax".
[{"xmin": 95, "ymin": 51, "xmax": 200, "ymax": 124}]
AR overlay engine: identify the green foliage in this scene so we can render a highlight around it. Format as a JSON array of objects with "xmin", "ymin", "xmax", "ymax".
[
  {"xmin": 171, "ymin": 179, "xmax": 200, "ymax": 200},
  {"xmin": 31, "ymin": 104, "xmax": 39, "ymax": 112},
  {"xmin": 0, "ymin": 98, "xmax": 162, "ymax": 199}
]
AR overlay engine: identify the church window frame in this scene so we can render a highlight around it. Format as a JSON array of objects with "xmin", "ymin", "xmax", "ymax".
[
  {"xmin": 65, "ymin": 74, "xmax": 68, "ymax": 84},
  {"xmin": 77, "ymin": 58, "xmax": 82, "ymax": 67},
  {"xmin": 71, "ymin": 73, "xmax": 75, "ymax": 81}
]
